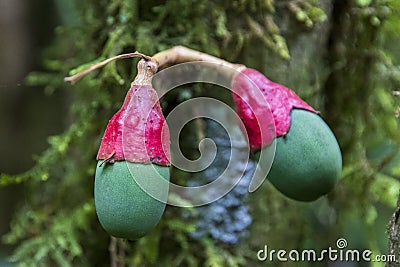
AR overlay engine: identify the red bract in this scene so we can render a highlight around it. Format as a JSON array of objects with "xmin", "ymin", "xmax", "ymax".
[
  {"xmin": 96, "ymin": 84, "xmax": 170, "ymax": 166},
  {"xmin": 232, "ymin": 68, "xmax": 317, "ymax": 151}
]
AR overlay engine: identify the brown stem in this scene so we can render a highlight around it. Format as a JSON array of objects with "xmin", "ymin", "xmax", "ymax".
[
  {"xmin": 64, "ymin": 46, "xmax": 246, "ymax": 85},
  {"xmin": 64, "ymin": 52, "xmax": 151, "ymax": 84},
  {"xmin": 109, "ymin": 237, "xmax": 127, "ymax": 267},
  {"xmin": 153, "ymin": 45, "xmax": 245, "ymax": 77},
  {"xmin": 117, "ymin": 239, "xmax": 126, "ymax": 267},
  {"xmin": 109, "ymin": 236, "xmax": 118, "ymax": 267},
  {"xmin": 153, "ymin": 46, "xmax": 232, "ymax": 68}
]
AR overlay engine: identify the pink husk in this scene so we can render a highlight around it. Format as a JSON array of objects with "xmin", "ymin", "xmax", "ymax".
[
  {"xmin": 232, "ymin": 68, "xmax": 317, "ymax": 151},
  {"xmin": 97, "ymin": 85, "xmax": 170, "ymax": 166}
]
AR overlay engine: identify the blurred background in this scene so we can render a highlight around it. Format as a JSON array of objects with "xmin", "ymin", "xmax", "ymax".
[
  {"xmin": 1, "ymin": 0, "xmax": 400, "ymax": 266},
  {"xmin": 0, "ymin": 0, "xmax": 67, "ymax": 260}
]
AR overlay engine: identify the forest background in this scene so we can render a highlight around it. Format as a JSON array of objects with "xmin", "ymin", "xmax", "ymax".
[{"xmin": 1, "ymin": 0, "xmax": 400, "ymax": 266}]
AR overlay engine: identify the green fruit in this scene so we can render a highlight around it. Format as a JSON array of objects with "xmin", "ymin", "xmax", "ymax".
[
  {"xmin": 258, "ymin": 109, "xmax": 342, "ymax": 201},
  {"xmin": 95, "ymin": 160, "xmax": 169, "ymax": 239}
]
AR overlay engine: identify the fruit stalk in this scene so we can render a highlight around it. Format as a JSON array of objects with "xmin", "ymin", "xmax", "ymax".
[{"xmin": 152, "ymin": 45, "xmax": 245, "ymax": 79}]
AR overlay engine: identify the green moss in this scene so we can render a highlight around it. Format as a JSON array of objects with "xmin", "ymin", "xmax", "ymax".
[
  {"xmin": 262, "ymin": 109, "xmax": 342, "ymax": 201},
  {"xmin": 95, "ymin": 160, "xmax": 169, "ymax": 240}
]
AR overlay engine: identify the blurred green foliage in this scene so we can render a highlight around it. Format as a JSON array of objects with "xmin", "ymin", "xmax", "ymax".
[{"xmin": 1, "ymin": 0, "xmax": 400, "ymax": 266}]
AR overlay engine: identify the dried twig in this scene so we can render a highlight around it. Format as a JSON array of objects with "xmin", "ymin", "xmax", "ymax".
[{"xmin": 64, "ymin": 52, "xmax": 150, "ymax": 84}]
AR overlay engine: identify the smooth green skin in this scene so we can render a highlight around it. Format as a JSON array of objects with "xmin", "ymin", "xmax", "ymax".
[
  {"xmin": 258, "ymin": 109, "xmax": 342, "ymax": 201},
  {"xmin": 95, "ymin": 161, "xmax": 169, "ymax": 240}
]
